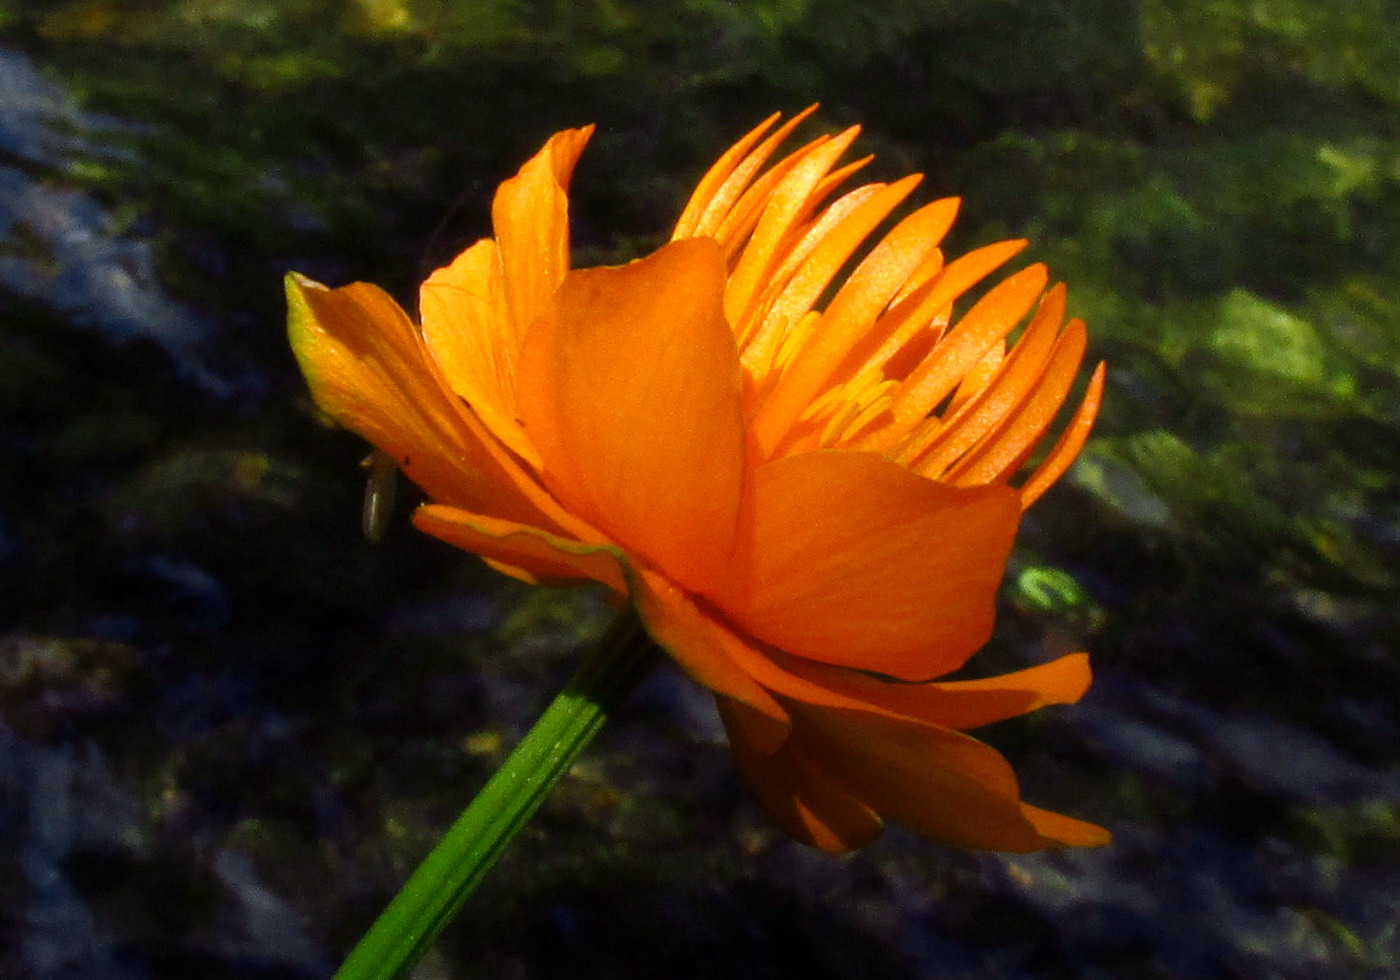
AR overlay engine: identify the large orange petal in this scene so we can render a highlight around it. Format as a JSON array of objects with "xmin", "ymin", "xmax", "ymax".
[
  {"xmin": 721, "ymin": 451, "xmax": 1021, "ymax": 680},
  {"xmin": 286, "ymin": 273, "xmax": 583, "ymax": 536},
  {"xmin": 412, "ymin": 505, "xmax": 626, "ymax": 592},
  {"xmin": 516, "ymin": 238, "xmax": 747, "ymax": 596},
  {"xmin": 718, "ymin": 697, "xmax": 883, "ymax": 853},
  {"xmin": 788, "ymin": 702, "xmax": 1085, "ymax": 851},
  {"xmin": 492, "ymin": 126, "xmax": 594, "ymax": 346}
]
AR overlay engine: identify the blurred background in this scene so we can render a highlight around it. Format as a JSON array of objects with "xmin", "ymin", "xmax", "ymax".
[{"xmin": 2, "ymin": 1, "xmax": 1398, "ymax": 977}]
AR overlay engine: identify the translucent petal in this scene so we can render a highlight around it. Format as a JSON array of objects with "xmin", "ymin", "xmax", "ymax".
[{"xmin": 517, "ymin": 239, "xmax": 747, "ymax": 596}]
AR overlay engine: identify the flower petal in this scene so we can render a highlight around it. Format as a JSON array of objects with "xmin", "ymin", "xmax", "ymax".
[
  {"xmin": 1019, "ymin": 360, "xmax": 1106, "ymax": 507},
  {"xmin": 630, "ymin": 568, "xmax": 790, "ymax": 751},
  {"xmin": 1020, "ymin": 803, "xmax": 1112, "ymax": 847},
  {"xmin": 285, "ymin": 273, "xmax": 586, "ymax": 536},
  {"xmin": 759, "ymin": 177, "xmax": 928, "ymax": 344},
  {"xmin": 888, "ymin": 262, "xmax": 1049, "ymax": 430},
  {"xmin": 658, "ymin": 605, "xmax": 1092, "ymax": 733},
  {"xmin": 718, "ymin": 697, "xmax": 883, "ymax": 853},
  {"xmin": 516, "ymin": 238, "xmax": 747, "ymax": 595},
  {"xmin": 946, "ymin": 316, "xmax": 1088, "ymax": 488},
  {"xmin": 419, "ymin": 238, "xmax": 540, "ymax": 468},
  {"xmin": 672, "ymin": 105, "xmax": 819, "ymax": 241},
  {"xmin": 722, "ymin": 451, "xmax": 1021, "ymax": 680},
  {"xmin": 492, "ymin": 125, "xmax": 594, "ymax": 345},
  {"xmin": 772, "ymin": 651, "xmax": 1094, "ymax": 730},
  {"xmin": 752, "ymin": 196, "xmax": 960, "ymax": 455},
  {"xmin": 723, "ymin": 126, "xmax": 863, "ymax": 333},
  {"xmin": 788, "ymin": 703, "xmax": 1079, "ymax": 851},
  {"xmin": 909, "ymin": 281, "xmax": 1066, "ymax": 479},
  {"xmin": 412, "ymin": 504, "xmax": 626, "ymax": 592}
]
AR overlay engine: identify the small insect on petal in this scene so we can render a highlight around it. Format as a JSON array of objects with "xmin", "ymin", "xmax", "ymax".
[{"xmin": 360, "ymin": 449, "xmax": 399, "ymax": 542}]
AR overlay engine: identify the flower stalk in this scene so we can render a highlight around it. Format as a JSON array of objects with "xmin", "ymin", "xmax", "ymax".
[{"xmin": 333, "ymin": 608, "xmax": 662, "ymax": 980}]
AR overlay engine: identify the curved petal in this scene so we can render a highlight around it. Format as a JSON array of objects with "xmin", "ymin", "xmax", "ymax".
[
  {"xmin": 723, "ymin": 127, "xmax": 863, "ymax": 333},
  {"xmin": 672, "ymin": 106, "xmax": 819, "ymax": 241},
  {"xmin": 946, "ymin": 316, "xmax": 1088, "ymax": 488},
  {"xmin": 718, "ymin": 697, "xmax": 883, "ymax": 853},
  {"xmin": 787, "ymin": 702, "xmax": 1083, "ymax": 852},
  {"xmin": 516, "ymin": 238, "xmax": 747, "ymax": 595},
  {"xmin": 286, "ymin": 273, "xmax": 584, "ymax": 536},
  {"xmin": 420, "ymin": 238, "xmax": 540, "ymax": 468},
  {"xmin": 630, "ymin": 568, "xmax": 790, "ymax": 752},
  {"xmin": 649, "ymin": 600, "xmax": 1092, "ymax": 733},
  {"xmin": 752, "ymin": 195, "xmax": 958, "ymax": 456},
  {"xmin": 721, "ymin": 451, "xmax": 1021, "ymax": 680},
  {"xmin": 909, "ymin": 280, "xmax": 1066, "ymax": 479},
  {"xmin": 717, "ymin": 659, "xmax": 1107, "ymax": 851},
  {"xmin": 772, "ymin": 651, "xmax": 1094, "ymax": 731},
  {"xmin": 491, "ymin": 125, "xmax": 594, "ymax": 344},
  {"xmin": 1020, "ymin": 360, "xmax": 1107, "ymax": 507},
  {"xmin": 412, "ymin": 505, "xmax": 626, "ymax": 592},
  {"xmin": 888, "ymin": 263, "xmax": 1049, "ymax": 431},
  {"xmin": 758, "ymin": 176, "xmax": 927, "ymax": 344}
]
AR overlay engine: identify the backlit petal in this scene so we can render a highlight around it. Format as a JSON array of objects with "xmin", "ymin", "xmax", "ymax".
[
  {"xmin": 286, "ymin": 273, "xmax": 580, "ymax": 535},
  {"xmin": 752, "ymin": 196, "xmax": 959, "ymax": 455},
  {"xmin": 673, "ymin": 106, "xmax": 819, "ymax": 241},
  {"xmin": 946, "ymin": 317, "xmax": 1088, "ymax": 487},
  {"xmin": 888, "ymin": 263, "xmax": 1049, "ymax": 430},
  {"xmin": 1020, "ymin": 360, "xmax": 1107, "ymax": 507},
  {"xmin": 516, "ymin": 238, "xmax": 747, "ymax": 595},
  {"xmin": 492, "ymin": 125, "xmax": 594, "ymax": 345},
  {"xmin": 722, "ymin": 451, "xmax": 1021, "ymax": 680},
  {"xmin": 910, "ymin": 281, "xmax": 1065, "ymax": 479},
  {"xmin": 723, "ymin": 127, "xmax": 863, "ymax": 332},
  {"xmin": 420, "ymin": 239, "xmax": 540, "ymax": 467},
  {"xmin": 676, "ymin": 619, "xmax": 1092, "ymax": 731}
]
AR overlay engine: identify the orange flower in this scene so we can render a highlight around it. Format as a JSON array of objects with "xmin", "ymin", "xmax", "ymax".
[{"xmin": 287, "ymin": 110, "xmax": 1109, "ymax": 853}]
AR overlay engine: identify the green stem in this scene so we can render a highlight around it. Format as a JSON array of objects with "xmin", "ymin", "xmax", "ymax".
[{"xmin": 333, "ymin": 607, "xmax": 662, "ymax": 980}]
